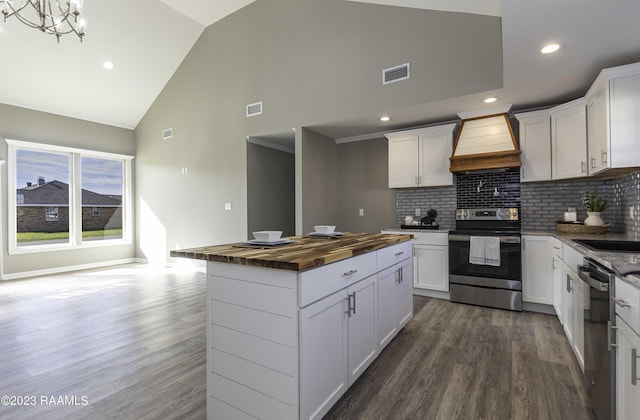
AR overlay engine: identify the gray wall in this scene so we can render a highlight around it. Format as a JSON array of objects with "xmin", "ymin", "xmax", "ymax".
[
  {"xmin": 301, "ymin": 128, "xmax": 338, "ymax": 234},
  {"xmin": 0, "ymin": 103, "xmax": 135, "ymax": 277},
  {"xmin": 336, "ymin": 138, "xmax": 395, "ymax": 232},
  {"xmin": 247, "ymin": 143, "xmax": 295, "ymax": 237},
  {"xmin": 138, "ymin": 0, "xmax": 502, "ymax": 263}
]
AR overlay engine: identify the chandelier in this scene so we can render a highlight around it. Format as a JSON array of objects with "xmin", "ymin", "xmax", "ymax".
[{"xmin": 1, "ymin": 0, "xmax": 86, "ymax": 42}]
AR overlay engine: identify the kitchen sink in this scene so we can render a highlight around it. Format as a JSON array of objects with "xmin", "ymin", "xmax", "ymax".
[{"xmin": 572, "ymin": 239, "xmax": 640, "ymax": 252}]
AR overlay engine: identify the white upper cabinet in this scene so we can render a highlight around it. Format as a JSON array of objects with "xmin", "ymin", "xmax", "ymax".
[
  {"xmin": 586, "ymin": 62, "xmax": 640, "ymax": 175},
  {"xmin": 386, "ymin": 123, "xmax": 456, "ymax": 188},
  {"xmin": 514, "ymin": 110, "xmax": 551, "ymax": 182},
  {"xmin": 550, "ymin": 98, "xmax": 588, "ymax": 180}
]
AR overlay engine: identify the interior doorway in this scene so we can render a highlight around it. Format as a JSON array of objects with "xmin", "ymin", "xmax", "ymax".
[{"xmin": 246, "ymin": 130, "xmax": 296, "ymax": 239}]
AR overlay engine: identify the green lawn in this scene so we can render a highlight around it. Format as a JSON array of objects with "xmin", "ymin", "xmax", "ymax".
[{"xmin": 17, "ymin": 229, "xmax": 123, "ymax": 242}]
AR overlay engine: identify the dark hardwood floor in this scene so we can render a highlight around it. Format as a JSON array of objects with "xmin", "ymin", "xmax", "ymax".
[{"xmin": 0, "ymin": 264, "xmax": 592, "ymax": 419}]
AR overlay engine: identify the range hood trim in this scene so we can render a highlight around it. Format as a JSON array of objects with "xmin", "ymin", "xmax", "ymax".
[{"xmin": 449, "ymin": 113, "xmax": 521, "ymax": 173}]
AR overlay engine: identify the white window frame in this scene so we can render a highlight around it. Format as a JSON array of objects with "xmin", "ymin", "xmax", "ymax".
[{"xmin": 7, "ymin": 139, "xmax": 134, "ymax": 255}]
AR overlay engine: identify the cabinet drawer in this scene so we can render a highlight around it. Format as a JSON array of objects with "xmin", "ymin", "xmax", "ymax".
[
  {"xmin": 299, "ymin": 252, "xmax": 377, "ymax": 307},
  {"xmin": 563, "ymin": 243, "xmax": 584, "ymax": 274},
  {"xmin": 615, "ymin": 277, "xmax": 640, "ymax": 335},
  {"xmin": 377, "ymin": 241, "xmax": 412, "ymax": 271}
]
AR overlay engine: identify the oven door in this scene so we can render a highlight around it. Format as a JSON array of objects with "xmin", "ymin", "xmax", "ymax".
[{"xmin": 448, "ymin": 234, "xmax": 522, "ymax": 285}]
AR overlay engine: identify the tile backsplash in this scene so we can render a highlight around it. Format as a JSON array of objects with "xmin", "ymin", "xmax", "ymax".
[{"xmin": 395, "ymin": 169, "xmax": 640, "ymax": 235}]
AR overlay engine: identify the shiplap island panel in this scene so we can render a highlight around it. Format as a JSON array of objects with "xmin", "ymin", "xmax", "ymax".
[{"xmin": 171, "ymin": 232, "xmax": 413, "ymax": 419}]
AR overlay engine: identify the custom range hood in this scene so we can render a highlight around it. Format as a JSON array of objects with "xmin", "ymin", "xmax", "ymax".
[{"xmin": 449, "ymin": 107, "xmax": 521, "ymax": 173}]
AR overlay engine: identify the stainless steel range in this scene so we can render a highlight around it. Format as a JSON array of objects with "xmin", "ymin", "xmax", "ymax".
[{"xmin": 449, "ymin": 208, "xmax": 522, "ymax": 311}]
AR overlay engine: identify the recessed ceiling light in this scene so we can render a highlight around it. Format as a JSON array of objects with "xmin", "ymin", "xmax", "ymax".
[
  {"xmin": 484, "ymin": 96, "xmax": 498, "ymax": 103},
  {"xmin": 103, "ymin": 61, "xmax": 114, "ymax": 70},
  {"xmin": 380, "ymin": 116, "xmax": 391, "ymax": 122},
  {"xmin": 540, "ymin": 43, "xmax": 561, "ymax": 54}
]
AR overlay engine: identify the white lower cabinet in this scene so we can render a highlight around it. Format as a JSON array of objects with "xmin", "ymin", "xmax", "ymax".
[
  {"xmin": 552, "ymin": 239, "xmax": 564, "ymax": 322},
  {"xmin": 522, "ymin": 235, "xmax": 553, "ymax": 305},
  {"xmin": 377, "ymin": 256, "xmax": 413, "ymax": 349},
  {"xmin": 615, "ymin": 315, "xmax": 640, "ymax": 420},
  {"xmin": 412, "ymin": 232, "xmax": 449, "ymax": 292},
  {"xmin": 300, "ymin": 275, "xmax": 377, "ymax": 420},
  {"xmin": 561, "ymin": 260, "xmax": 585, "ymax": 371}
]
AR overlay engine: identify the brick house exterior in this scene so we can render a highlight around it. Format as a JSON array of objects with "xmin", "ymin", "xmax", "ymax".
[{"xmin": 16, "ymin": 179, "xmax": 122, "ymax": 233}]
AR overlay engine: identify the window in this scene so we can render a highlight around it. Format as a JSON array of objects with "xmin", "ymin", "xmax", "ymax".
[
  {"xmin": 7, "ymin": 139, "xmax": 133, "ymax": 253},
  {"xmin": 46, "ymin": 207, "xmax": 59, "ymax": 222}
]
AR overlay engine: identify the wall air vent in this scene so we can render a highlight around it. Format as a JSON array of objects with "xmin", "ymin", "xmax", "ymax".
[
  {"xmin": 246, "ymin": 101, "xmax": 263, "ymax": 117},
  {"xmin": 383, "ymin": 63, "xmax": 410, "ymax": 85},
  {"xmin": 163, "ymin": 128, "xmax": 173, "ymax": 140}
]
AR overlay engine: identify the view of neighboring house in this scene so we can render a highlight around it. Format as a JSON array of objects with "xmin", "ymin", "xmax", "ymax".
[{"xmin": 16, "ymin": 177, "xmax": 122, "ymax": 233}]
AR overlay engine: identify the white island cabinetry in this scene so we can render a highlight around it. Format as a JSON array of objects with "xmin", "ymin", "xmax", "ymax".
[{"xmin": 193, "ymin": 236, "xmax": 414, "ymax": 420}]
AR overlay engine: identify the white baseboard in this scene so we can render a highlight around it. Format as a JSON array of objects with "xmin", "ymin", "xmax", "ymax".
[
  {"xmin": 1, "ymin": 258, "xmax": 137, "ymax": 281},
  {"xmin": 413, "ymin": 288, "xmax": 450, "ymax": 300}
]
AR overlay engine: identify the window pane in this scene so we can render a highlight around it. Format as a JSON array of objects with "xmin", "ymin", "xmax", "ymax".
[
  {"xmin": 16, "ymin": 149, "xmax": 70, "ymax": 247},
  {"xmin": 81, "ymin": 157, "xmax": 123, "ymax": 242}
]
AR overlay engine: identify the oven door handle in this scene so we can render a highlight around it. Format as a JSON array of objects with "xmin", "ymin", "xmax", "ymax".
[{"xmin": 448, "ymin": 235, "xmax": 521, "ymax": 244}]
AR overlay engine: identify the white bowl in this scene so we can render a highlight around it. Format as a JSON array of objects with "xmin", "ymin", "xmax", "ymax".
[
  {"xmin": 252, "ymin": 231, "xmax": 283, "ymax": 242},
  {"xmin": 314, "ymin": 225, "xmax": 336, "ymax": 234}
]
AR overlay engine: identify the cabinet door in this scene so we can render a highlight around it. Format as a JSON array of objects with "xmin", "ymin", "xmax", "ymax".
[
  {"xmin": 395, "ymin": 257, "xmax": 414, "ymax": 329},
  {"xmin": 413, "ymin": 244, "xmax": 449, "ymax": 292},
  {"xmin": 573, "ymin": 275, "xmax": 585, "ymax": 371},
  {"xmin": 348, "ymin": 276, "xmax": 378, "ymax": 386},
  {"xmin": 376, "ymin": 265, "xmax": 398, "ymax": 350},
  {"xmin": 388, "ymin": 135, "xmax": 419, "ymax": 188},
  {"xmin": 587, "ymin": 88, "xmax": 608, "ymax": 174},
  {"xmin": 563, "ymin": 264, "xmax": 575, "ymax": 345},
  {"xmin": 522, "ymin": 236, "xmax": 553, "ymax": 305},
  {"xmin": 610, "ymin": 72, "xmax": 640, "ymax": 169},
  {"xmin": 552, "ymin": 240, "xmax": 564, "ymax": 323},
  {"xmin": 418, "ymin": 132, "xmax": 453, "ymax": 187},
  {"xmin": 551, "ymin": 101, "xmax": 588, "ymax": 180},
  {"xmin": 300, "ymin": 291, "xmax": 348, "ymax": 420},
  {"xmin": 616, "ymin": 316, "xmax": 640, "ymax": 420},
  {"xmin": 517, "ymin": 114, "xmax": 552, "ymax": 182}
]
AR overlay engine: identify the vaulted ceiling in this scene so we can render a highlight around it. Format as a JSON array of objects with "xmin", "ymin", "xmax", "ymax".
[{"xmin": 1, "ymin": 0, "xmax": 639, "ymax": 135}]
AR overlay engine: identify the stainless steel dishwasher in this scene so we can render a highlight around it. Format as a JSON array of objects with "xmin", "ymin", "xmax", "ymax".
[{"xmin": 578, "ymin": 257, "xmax": 615, "ymax": 420}]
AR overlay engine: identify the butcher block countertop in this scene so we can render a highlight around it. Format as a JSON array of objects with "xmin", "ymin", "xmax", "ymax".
[{"xmin": 170, "ymin": 232, "xmax": 413, "ymax": 271}]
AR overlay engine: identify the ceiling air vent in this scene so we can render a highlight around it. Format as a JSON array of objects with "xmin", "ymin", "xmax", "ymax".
[
  {"xmin": 383, "ymin": 63, "xmax": 410, "ymax": 85},
  {"xmin": 162, "ymin": 128, "xmax": 173, "ymax": 140},
  {"xmin": 246, "ymin": 101, "xmax": 263, "ymax": 117}
]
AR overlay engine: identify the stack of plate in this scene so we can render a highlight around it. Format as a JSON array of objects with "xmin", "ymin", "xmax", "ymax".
[{"xmin": 248, "ymin": 231, "xmax": 293, "ymax": 246}]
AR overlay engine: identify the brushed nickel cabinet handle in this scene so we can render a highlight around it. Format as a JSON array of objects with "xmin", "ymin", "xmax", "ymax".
[
  {"xmin": 400, "ymin": 266, "xmax": 403, "ymax": 283},
  {"xmin": 613, "ymin": 297, "xmax": 631, "ymax": 308},
  {"xmin": 344, "ymin": 296, "xmax": 351, "ymax": 318},
  {"xmin": 632, "ymin": 348, "xmax": 639, "ymax": 386},
  {"xmin": 609, "ymin": 321, "xmax": 618, "ymax": 351},
  {"xmin": 343, "ymin": 269, "xmax": 358, "ymax": 277},
  {"xmin": 581, "ymin": 161, "xmax": 586, "ymax": 174},
  {"xmin": 591, "ymin": 157, "xmax": 596, "ymax": 169},
  {"xmin": 566, "ymin": 273, "xmax": 571, "ymax": 292},
  {"xmin": 601, "ymin": 150, "xmax": 607, "ymax": 165},
  {"xmin": 395, "ymin": 251, "xmax": 404, "ymax": 257},
  {"xmin": 351, "ymin": 292, "xmax": 356, "ymax": 315}
]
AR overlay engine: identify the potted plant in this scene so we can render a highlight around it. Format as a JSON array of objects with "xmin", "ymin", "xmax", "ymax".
[
  {"xmin": 582, "ymin": 192, "xmax": 608, "ymax": 226},
  {"xmin": 426, "ymin": 208, "xmax": 438, "ymax": 226}
]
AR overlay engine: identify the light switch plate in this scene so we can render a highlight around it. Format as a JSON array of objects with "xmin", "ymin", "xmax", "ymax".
[
  {"xmin": 415, "ymin": 208, "xmax": 421, "ymax": 217},
  {"xmin": 359, "ymin": 208, "xmax": 364, "ymax": 216},
  {"xmin": 224, "ymin": 202, "xmax": 232, "ymax": 211}
]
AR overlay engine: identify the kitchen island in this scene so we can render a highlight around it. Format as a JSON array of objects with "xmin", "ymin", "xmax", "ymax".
[{"xmin": 171, "ymin": 232, "xmax": 413, "ymax": 420}]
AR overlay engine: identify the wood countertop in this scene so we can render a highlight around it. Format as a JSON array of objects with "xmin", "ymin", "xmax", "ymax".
[{"xmin": 170, "ymin": 232, "xmax": 413, "ymax": 271}]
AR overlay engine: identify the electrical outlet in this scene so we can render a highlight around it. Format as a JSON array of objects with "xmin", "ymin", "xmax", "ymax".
[
  {"xmin": 359, "ymin": 208, "xmax": 364, "ymax": 216},
  {"xmin": 631, "ymin": 206, "xmax": 635, "ymax": 219},
  {"xmin": 224, "ymin": 202, "xmax": 232, "ymax": 211},
  {"xmin": 415, "ymin": 208, "xmax": 421, "ymax": 217}
]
